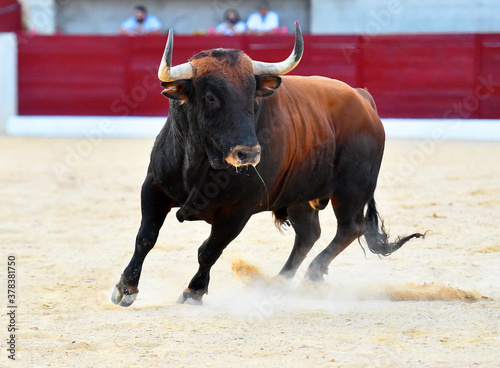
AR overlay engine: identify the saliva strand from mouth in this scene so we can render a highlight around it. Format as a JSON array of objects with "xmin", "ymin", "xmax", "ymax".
[{"xmin": 251, "ymin": 164, "xmax": 270, "ymax": 211}]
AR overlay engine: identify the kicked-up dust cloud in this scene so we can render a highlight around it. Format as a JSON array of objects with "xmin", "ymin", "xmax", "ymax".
[{"xmin": 230, "ymin": 258, "xmax": 490, "ymax": 307}]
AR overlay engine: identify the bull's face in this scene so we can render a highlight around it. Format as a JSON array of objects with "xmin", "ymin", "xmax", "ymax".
[
  {"xmin": 161, "ymin": 53, "xmax": 282, "ymax": 169},
  {"xmin": 158, "ymin": 23, "xmax": 303, "ymax": 170}
]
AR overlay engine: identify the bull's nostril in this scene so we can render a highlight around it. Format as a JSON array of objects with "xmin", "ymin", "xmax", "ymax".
[
  {"xmin": 229, "ymin": 147, "xmax": 261, "ymax": 166},
  {"xmin": 237, "ymin": 151, "xmax": 248, "ymax": 162}
]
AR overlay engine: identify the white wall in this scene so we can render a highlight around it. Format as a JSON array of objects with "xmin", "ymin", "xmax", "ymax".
[
  {"xmin": 7, "ymin": 116, "xmax": 500, "ymax": 140},
  {"xmin": 19, "ymin": 0, "xmax": 57, "ymax": 34},
  {"xmin": 0, "ymin": 33, "xmax": 17, "ymax": 134},
  {"xmin": 311, "ymin": 0, "xmax": 500, "ymax": 34},
  {"xmin": 55, "ymin": 0, "xmax": 310, "ymax": 34}
]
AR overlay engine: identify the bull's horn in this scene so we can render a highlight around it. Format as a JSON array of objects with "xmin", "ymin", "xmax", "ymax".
[
  {"xmin": 252, "ymin": 21, "xmax": 304, "ymax": 76},
  {"xmin": 158, "ymin": 29, "xmax": 194, "ymax": 82}
]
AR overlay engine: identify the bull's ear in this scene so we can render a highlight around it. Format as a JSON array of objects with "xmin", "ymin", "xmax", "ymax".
[
  {"xmin": 161, "ymin": 80, "xmax": 192, "ymax": 103},
  {"xmin": 255, "ymin": 75, "xmax": 282, "ymax": 97}
]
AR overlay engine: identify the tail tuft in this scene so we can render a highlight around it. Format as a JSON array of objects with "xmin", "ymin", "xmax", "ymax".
[{"xmin": 364, "ymin": 198, "xmax": 425, "ymax": 256}]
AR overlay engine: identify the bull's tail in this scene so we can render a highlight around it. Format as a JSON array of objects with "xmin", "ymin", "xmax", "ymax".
[{"xmin": 364, "ymin": 197, "xmax": 424, "ymax": 256}]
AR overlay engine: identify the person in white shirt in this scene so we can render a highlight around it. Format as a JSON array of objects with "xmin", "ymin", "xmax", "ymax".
[
  {"xmin": 120, "ymin": 5, "xmax": 163, "ymax": 35},
  {"xmin": 215, "ymin": 9, "xmax": 246, "ymax": 35},
  {"xmin": 246, "ymin": 1, "xmax": 279, "ymax": 35}
]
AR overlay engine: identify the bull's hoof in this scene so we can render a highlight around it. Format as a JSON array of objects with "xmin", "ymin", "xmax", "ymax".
[
  {"xmin": 277, "ymin": 269, "xmax": 295, "ymax": 279},
  {"xmin": 176, "ymin": 288, "xmax": 205, "ymax": 305},
  {"xmin": 111, "ymin": 283, "xmax": 138, "ymax": 307},
  {"xmin": 305, "ymin": 264, "xmax": 328, "ymax": 282}
]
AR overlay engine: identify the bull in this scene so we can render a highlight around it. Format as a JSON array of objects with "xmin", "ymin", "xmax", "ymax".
[{"xmin": 112, "ymin": 23, "xmax": 423, "ymax": 306}]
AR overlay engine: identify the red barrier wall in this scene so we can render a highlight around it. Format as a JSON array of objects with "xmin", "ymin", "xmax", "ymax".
[
  {"xmin": 17, "ymin": 33, "xmax": 500, "ymax": 118},
  {"xmin": 0, "ymin": 1, "xmax": 22, "ymax": 32}
]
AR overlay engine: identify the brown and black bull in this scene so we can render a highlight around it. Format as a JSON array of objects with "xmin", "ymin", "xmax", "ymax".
[{"xmin": 112, "ymin": 23, "xmax": 423, "ymax": 307}]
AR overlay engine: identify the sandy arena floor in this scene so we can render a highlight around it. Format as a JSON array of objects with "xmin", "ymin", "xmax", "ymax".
[{"xmin": 0, "ymin": 136, "xmax": 499, "ymax": 367}]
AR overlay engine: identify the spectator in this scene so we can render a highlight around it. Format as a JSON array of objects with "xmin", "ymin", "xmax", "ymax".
[
  {"xmin": 246, "ymin": 1, "xmax": 279, "ymax": 35},
  {"xmin": 119, "ymin": 5, "xmax": 162, "ymax": 35},
  {"xmin": 215, "ymin": 9, "xmax": 246, "ymax": 35}
]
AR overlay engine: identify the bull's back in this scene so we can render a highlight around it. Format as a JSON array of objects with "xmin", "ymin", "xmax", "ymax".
[{"xmin": 275, "ymin": 76, "xmax": 382, "ymax": 141}]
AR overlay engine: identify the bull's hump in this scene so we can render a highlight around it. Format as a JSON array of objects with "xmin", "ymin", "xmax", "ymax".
[
  {"xmin": 279, "ymin": 75, "xmax": 382, "ymax": 135},
  {"xmin": 266, "ymin": 75, "xmax": 382, "ymax": 172}
]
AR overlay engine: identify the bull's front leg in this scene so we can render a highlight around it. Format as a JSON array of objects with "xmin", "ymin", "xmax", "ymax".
[
  {"xmin": 112, "ymin": 172, "xmax": 173, "ymax": 307},
  {"xmin": 177, "ymin": 210, "xmax": 251, "ymax": 305}
]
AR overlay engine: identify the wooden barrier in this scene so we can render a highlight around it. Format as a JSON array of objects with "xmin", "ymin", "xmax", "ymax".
[
  {"xmin": 0, "ymin": 1, "xmax": 22, "ymax": 32},
  {"xmin": 17, "ymin": 33, "xmax": 500, "ymax": 118}
]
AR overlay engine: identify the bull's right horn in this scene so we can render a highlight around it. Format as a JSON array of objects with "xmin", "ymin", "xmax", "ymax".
[
  {"xmin": 158, "ymin": 29, "xmax": 194, "ymax": 82},
  {"xmin": 252, "ymin": 21, "xmax": 304, "ymax": 76}
]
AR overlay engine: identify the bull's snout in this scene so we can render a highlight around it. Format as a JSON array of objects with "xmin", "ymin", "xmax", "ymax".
[{"xmin": 225, "ymin": 145, "xmax": 261, "ymax": 167}]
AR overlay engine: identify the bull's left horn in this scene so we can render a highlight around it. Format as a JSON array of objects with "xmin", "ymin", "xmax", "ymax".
[
  {"xmin": 158, "ymin": 29, "xmax": 194, "ymax": 82},
  {"xmin": 252, "ymin": 21, "xmax": 304, "ymax": 76}
]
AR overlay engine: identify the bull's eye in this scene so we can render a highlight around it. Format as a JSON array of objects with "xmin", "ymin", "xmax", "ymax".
[{"xmin": 204, "ymin": 92, "xmax": 220, "ymax": 110}]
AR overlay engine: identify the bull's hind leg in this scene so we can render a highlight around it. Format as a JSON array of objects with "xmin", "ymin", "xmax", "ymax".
[
  {"xmin": 279, "ymin": 203, "xmax": 321, "ymax": 279},
  {"xmin": 112, "ymin": 171, "xmax": 173, "ymax": 307},
  {"xmin": 177, "ymin": 210, "xmax": 251, "ymax": 305},
  {"xmin": 305, "ymin": 134, "xmax": 383, "ymax": 281},
  {"xmin": 306, "ymin": 194, "xmax": 368, "ymax": 282}
]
